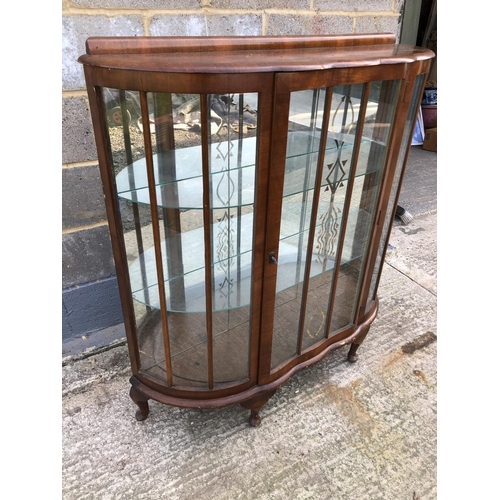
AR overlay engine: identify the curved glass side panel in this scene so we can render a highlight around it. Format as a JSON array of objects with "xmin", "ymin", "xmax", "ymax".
[
  {"xmin": 103, "ymin": 89, "xmax": 259, "ymax": 388},
  {"xmin": 365, "ymin": 74, "xmax": 427, "ymax": 312}
]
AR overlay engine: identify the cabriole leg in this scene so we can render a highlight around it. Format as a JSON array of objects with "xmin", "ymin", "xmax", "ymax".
[
  {"xmin": 240, "ymin": 390, "xmax": 276, "ymax": 427},
  {"xmin": 130, "ymin": 386, "xmax": 150, "ymax": 421},
  {"xmin": 249, "ymin": 409, "xmax": 262, "ymax": 427},
  {"xmin": 347, "ymin": 343, "xmax": 361, "ymax": 363},
  {"xmin": 348, "ymin": 325, "xmax": 372, "ymax": 363}
]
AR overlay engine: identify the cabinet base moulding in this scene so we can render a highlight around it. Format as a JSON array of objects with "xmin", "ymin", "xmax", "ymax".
[{"xmin": 128, "ymin": 297, "xmax": 377, "ymax": 426}]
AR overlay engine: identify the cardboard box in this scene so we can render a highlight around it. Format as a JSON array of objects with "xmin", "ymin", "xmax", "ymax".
[{"xmin": 422, "ymin": 127, "xmax": 437, "ymax": 152}]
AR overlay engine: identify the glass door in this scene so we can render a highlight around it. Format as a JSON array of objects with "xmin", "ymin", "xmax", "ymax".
[{"xmin": 266, "ymin": 78, "xmax": 402, "ymax": 373}]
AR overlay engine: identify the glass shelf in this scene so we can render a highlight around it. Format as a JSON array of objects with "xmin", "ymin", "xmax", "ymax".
[
  {"xmin": 129, "ymin": 212, "xmax": 255, "ymax": 312},
  {"xmin": 115, "ymin": 131, "xmax": 381, "ymax": 210},
  {"xmin": 129, "ymin": 204, "xmax": 369, "ymax": 312},
  {"xmin": 115, "ymin": 136, "xmax": 258, "ymax": 209},
  {"xmin": 117, "ymin": 163, "xmax": 257, "ymax": 209}
]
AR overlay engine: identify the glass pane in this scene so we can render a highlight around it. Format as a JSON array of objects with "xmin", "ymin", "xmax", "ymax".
[
  {"xmin": 365, "ymin": 74, "xmax": 426, "ymax": 311},
  {"xmin": 301, "ymin": 84, "xmax": 365, "ymax": 351},
  {"xmin": 271, "ymin": 89, "xmax": 325, "ymax": 369},
  {"xmin": 208, "ymin": 93, "xmax": 258, "ymax": 386},
  {"xmin": 329, "ymin": 80, "xmax": 401, "ymax": 334}
]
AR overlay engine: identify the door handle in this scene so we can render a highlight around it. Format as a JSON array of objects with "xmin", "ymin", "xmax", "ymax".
[{"xmin": 269, "ymin": 252, "xmax": 278, "ymax": 265}]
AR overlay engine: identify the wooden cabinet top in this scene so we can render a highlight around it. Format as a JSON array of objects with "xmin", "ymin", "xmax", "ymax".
[{"xmin": 78, "ymin": 34, "xmax": 435, "ymax": 74}]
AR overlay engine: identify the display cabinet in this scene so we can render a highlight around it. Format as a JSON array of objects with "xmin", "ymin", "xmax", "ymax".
[{"xmin": 79, "ymin": 34, "xmax": 434, "ymax": 426}]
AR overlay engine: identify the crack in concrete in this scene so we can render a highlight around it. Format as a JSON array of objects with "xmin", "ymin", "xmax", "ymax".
[{"xmin": 384, "ymin": 259, "xmax": 437, "ymax": 297}]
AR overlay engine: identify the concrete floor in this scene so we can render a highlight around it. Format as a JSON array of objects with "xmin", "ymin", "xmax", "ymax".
[{"xmin": 62, "ymin": 146, "xmax": 437, "ymax": 499}]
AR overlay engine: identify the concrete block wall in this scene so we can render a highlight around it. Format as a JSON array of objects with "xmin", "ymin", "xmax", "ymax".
[{"xmin": 62, "ymin": 0, "xmax": 405, "ymax": 353}]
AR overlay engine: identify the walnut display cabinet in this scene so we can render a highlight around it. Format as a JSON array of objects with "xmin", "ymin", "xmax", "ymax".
[{"xmin": 79, "ymin": 34, "xmax": 434, "ymax": 426}]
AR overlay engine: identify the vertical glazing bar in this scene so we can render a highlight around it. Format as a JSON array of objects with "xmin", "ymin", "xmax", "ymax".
[
  {"xmin": 139, "ymin": 91, "xmax": 173, "ymax": 387},
  {"xmin": 201, "ymin": 94, "xmax": 214, "ymax": 390},
  {"xmin": 296, "ymin": 88, "xmax": 333, "ymax": 355},
  {"xmin": 324, "ymin": 83, "xmax": 370, "ymax": 336}
]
